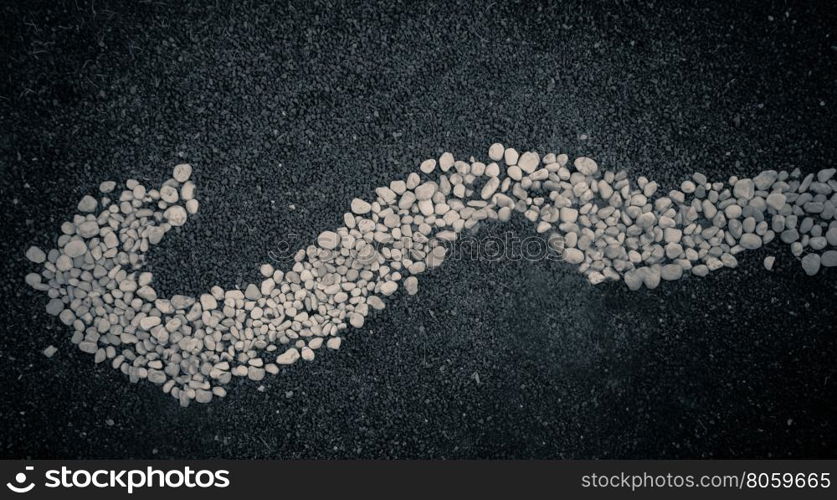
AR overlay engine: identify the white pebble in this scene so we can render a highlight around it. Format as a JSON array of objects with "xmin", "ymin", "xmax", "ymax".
[
  {"xmin": 420, "ymin": 159, "xmax": 436, "ymax": 174},
  {"xmin": 404, "ymin": 276, "xmax": 419, "ymax": 295},
  {"xmin": 317, "ymin": 230, "xmax": 341, "ymax": 250},
  {"xmin": 77, "ymin": 195, "xmax": 97, "ymax": 212},
  {"xmin": 276, "ymin": 348, "xmax": 300, "ymax": 365},
  {"xmin": 164, "ymin": 205, "xmax": 188, "ymax": 226},
  {"xmin": 488, "ymin": 143, "xmax": 504, "ymax": 161},
  {"xmin": 351, "ymin": 198, "xmax": 371, "ymax": 215},
  {"xmin": 25, "ymin": 246, "xmax": 46, "ymax": 263},
  {"xmin": 801, "ymin": 254, "xmax": 821, "ymax": 276},
  {"xmin": 173, "ymin": 163, "xmax": 193, "ymax": 183}
]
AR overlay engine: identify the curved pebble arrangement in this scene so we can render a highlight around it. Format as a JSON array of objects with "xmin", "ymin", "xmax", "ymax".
[{"xmin": 24, "ymin": 145, "xmax": 837, "ymax": 406}]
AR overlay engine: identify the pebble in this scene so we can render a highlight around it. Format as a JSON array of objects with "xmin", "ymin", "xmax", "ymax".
[
  {"xmin": 420, "ymin": 159, "xmax": 436, "ymax": 174},
  {"xmin": 317, "ymin": 230, "xmax": 341, "ymax": 250},
  {"xmin": 733, "ymin": 179, "xmax": 755, "ymax": 200},
  {"xmin": 517, "ymin": 152, "xmax": 540, "ymax": 172},
  {"xmin": 562, "ymin": 248, "xmax": 584, "ymax": 265},
  {"xmin": 200, "ymin": 293, "xmax": 218, "ymax": 311},
  {"xmin": 739, "ymin": 233, "xmax": 762, "ymax": 250},
  {"xmin": 64, "ymin": 239, "xmax": 87, "ymax": 258},
  {"xmin": 380, "ymin": 281, "xmax": 398, "ymax": 296},
  {"xmin": 573, "ymin": 157, "xmax": 598, "ymax": 176},
  {"xmin": 415, "ymin": 182, "xmax": 437, "ymax": 201},
  {"xmin": 801, "ymin": 253, "xmax": 821, "ymax": 276},
  {"xmin": 766, "ymin": 192, "xmax": 787, "ymax": 211},
  {"xmin": 763, "ymin": 256, "xmax": 775, "ymax": 271},
  {"xmin": 503, "ymin": 148, "xmax": 519, "ymax": 166},
  {"xmin": 173, "ymin": 163, "xmax": 193, "ymax": 183},
  {"xmin": 77, "ymin": 195, "xmax": 98, "ymax": 212},
  {"xmin": 42, "ymin": 345, "xmax": 58, "ymax": 358},
  {"xmin": 351, "ymin": 198, "xmax": 371, "ymax": 215},
  {"xmin": 164, "ymin": 205, "xmax": 188, "ymax": 226},
  {"xmin": 276, "ymin": 348, "xmax": 300, "ymax": 365},
  {"xmin": 404, "ymin": 276, "xmax": 419, "ymax": 295},
  {"xmin": 488, "ymin": 143, "xmax": 504, "ymax": 161},
  {"xmin": 660, "ymin": 264, "xmax": 683, "ymax": 281},
  {"xmin": 25, "ymin": 246, "xmax": 46, "ymax": 263},
  {"xmin": 301, "ymin": 347, "xmax": 315, "ymax": 361},
  {"xmin": 326, "ymin": 337, "xmax": 342, "ymax": 350}
]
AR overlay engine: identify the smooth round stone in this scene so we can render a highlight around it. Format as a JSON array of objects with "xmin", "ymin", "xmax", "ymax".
[
  {"xmin": 739, "ymin": 233, "xmax": 762, "ymax": 250},
  {"xmin": 317, "ymin": 230, "xmax": 341, "ymax": 250},
  {"xmin": 160, "ymin": 185, "xmax": 179, "ymax": 203},
  {"xmin": 419, "ymin": 159, "xmax": 436, "ymax": 174},
  {"xmin": 826, "ymin": 228, "xmax": 837, "ymax": 246},
  {"xmin": 301, "ymin": 347, "xmax": 315, "ymax": 361},
  {"xmin": 801, "ymin": 253, "xmax": 821, "ymax": 276},
  {"xmin": 380, "ymin": 281, "xmax": 398, "ymax": 296},
  {"xmin": 55, "ymin": 255, "xmax": 73, "ymax": 272},
  {"xmin": 259, "ymin": 263, "xmax": 274, "ymax": 277},
  {"xmin": 733, "ymin": 179, "xmax": 755, "ymax": 200},
  {"xmin": 488, "ymin": 143, "xmax": 505, "ymax": 161},
  {"xmin": 660, "ymin": 264, "xmax": 683, "ymax": 281},
  {"xmin": 404, "ymin": 276, "xmax": 419, "ymax": 295},
  {"xmin": 326, "ymin": 337, "xmax": 342, "ymax": 350},
  {"xmin": 200, "ymin": 293, "xmax": 218, "ymax": 311},
  {"xmin": 195, "ymin": 390, "xmax": 213, "ymax": 403},
  {"xmin": 763, "ymin": 255, "xmax": 776, "ymax": 271},
  {"xmin": 573, "ymin": 157, "xmax": 598, "ymax": 176},
  {"xmin": 691, "ymin": 264, "xmax": 709, "ymax": 277},
  {"xmin": 64, "ymin": 239, "xmax": 87, "ymax": 258},
  {"xmin": 349, "ymin": 313, "xmax": 364, "ymax": 328},
  {"xmin": 821, "ymin": 250, "xmax": 837, "ymax": 267},
  {"xmin": 724, "ymin": 204, "xmax": 742, "ymax": 219},
  {"xmin": 77, "ymin": 195, "xmax": 98, "ymax": 212},
  {"xmin": 25, "ymin": 273, "xmax": 42, "ymax": 288},
  {"xmin": 164, "ymin": 205, "xmax": 188, "ymax": 226},
  {"xmin": 503, "ymin": 148, "xmax": 519, "ymax": 166},
  {"xmin": 439, "ymin": 152, "xmax": 454, "ymax": 171},
  {"xmin": 641, "ymin": 267, "xmax": 661, "ymax": 289},
  {"xmin": 77, "ymin": 221, "xmax": 100, "ymax": 238},
  {"xmin": 414, "ymin": 182, "xmax": 437, "ymax": 201},
  {"xmin": 517, "ymin": 152, "xmax": 540, "ymax": 173},
  {"xmin": 136, "ymin": 286, "xmax": 157, "ymax": 301},
  {"xmin": 276, "ymin": 348, "xmax": 300, "ymax": 365},
  {"xmin": 350, "ymin": 198, "xmax": 371, "ymax": 215},
  {"xmin": 765, "ymin": 192, "xmax": 786, "ymax": 211},
  {"xmin": 623, "ymin": 270, "xmax": 643, "ymax": 291},
  {"xmin": 562, "ymin": 248, "xmax": 584, "ymax": 265},
  {"xmin": 45, "ymin": 298, "xmax": 64, "ymax": 316},
  {"xmin": 140, "ymin": 316, "xmax": 161, "ymax": 330},
  {"xmin": 25, "ymin": 246, "xmax": 46, "ymax": 263},
  {"xmin": 247, "ymin": 367, "xmax": 265, "ymax": 381},
  {"xmin": 173, "ymin": 163, "xmax": 193, "ymax": 183}
]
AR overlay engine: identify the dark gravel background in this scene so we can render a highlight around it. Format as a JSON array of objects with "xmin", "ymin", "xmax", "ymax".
[{"xmin": 1, "ymin": 0, "xmax": 836, "ymax": 459}]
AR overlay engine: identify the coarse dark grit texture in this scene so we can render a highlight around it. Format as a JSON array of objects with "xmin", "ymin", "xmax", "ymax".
[{"xmin": 1, "ymin": 0, "xmax": 836, "ymax": 459}]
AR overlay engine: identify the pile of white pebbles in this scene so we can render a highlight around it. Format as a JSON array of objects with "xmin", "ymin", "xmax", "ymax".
[{"xmin": 24, "ymin": 145, "xmax": 837, "ymax": 406}]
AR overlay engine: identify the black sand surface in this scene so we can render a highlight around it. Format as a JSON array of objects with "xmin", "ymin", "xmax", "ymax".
[{"xmin": 1, "ymin": 0, "xmax": 835, "ymax": 458}]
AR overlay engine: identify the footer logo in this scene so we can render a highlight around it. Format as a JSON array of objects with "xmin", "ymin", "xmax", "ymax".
[
  {"xmin": 6, "ymin": 466, "xmax": 35, "ymax": 494},
  {"xmin": 5, "ymin": 465, "xmax": 229, "ymax": 495}
]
